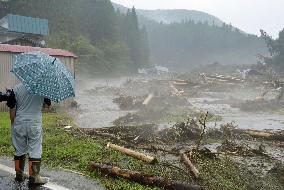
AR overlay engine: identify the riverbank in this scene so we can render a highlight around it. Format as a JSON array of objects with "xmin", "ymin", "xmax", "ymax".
[{"xmin": 1, "ymin": 112, "xmax": 283, "ymax": 190}]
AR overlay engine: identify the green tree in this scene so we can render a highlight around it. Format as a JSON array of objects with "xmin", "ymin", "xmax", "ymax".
[
  {"xmin": 6, "ymin": 0, "xmax": 149, "ymax": 74},
  {"xmin": 122, "ymin": 7, "xmax": 149, "ymax": 71},
  {"xmin": 140, "ymin": 26, "xmax": 150, "ymax": 66},
  {"xmin": 144, "ymin": 17, "xmax": 266, "ymax": 69},
  {"xmin": 4, "ymin": 0, "xmax": 266, "ymax": 73},
  {"xmin": 260, "ymin": 29, "xmax": 284, "ymax": 68}
]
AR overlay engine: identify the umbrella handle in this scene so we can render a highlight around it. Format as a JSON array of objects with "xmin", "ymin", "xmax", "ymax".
[{"xmin": 52, "ymin": 58, "xmax": 56, "ymax": 65}]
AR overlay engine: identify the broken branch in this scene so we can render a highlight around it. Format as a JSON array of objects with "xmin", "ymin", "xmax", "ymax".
[
  {"xmin": 245, "ymin": 130, "xmax": 284, "ymax": 142},
  {"xmin": 181, "ymin": 153, "xmax": 200, "ymax": 179}
]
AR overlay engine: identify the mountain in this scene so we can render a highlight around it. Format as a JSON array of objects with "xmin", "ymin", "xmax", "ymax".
[
  {"xmin": 112, "ymin": 3, "xmax": 224, "ymax": 26},
  {"xmin": 113, "ymin": 3, "xmax": 267, "ymax": 71},
  {"xmin": 138, "ymin": 9, "xmax": 224, "ymax": 26}
]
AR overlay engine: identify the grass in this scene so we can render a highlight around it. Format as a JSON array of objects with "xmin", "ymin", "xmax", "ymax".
[
  {"xmin": 0, "ymin": 112, "xmax": 170, "ymax": 190},
  {"xmin": 0, "ymin": 112, "xmax": 157, "ymax": 189},
  {"xmin": 0, "ymin": 112, "xmax": 283, "ymax": 190},
  {"xmin": 196, "ymin": 157, "xmax": 283, "ymax": 190},
  {"xmin": 0, "ymin": 113, "xmax": 14, "ymax": 156}
]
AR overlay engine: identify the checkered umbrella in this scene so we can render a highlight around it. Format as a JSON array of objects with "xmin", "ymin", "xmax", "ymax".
[{"xmin": 11, "ymin": 51, "xmax": 75, "ymax": 102}]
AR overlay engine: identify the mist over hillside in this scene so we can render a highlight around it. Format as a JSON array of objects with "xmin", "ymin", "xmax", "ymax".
[
  {"xmin": 138, "ymin": 9, "xmax": 224, "ymax": 26},
  {"xmin": 113, "ymin": 3, "xmax": 267, "ymax": 70},
  {"xmin": 113, "ymin": 3, "xmax": 223, "ymax": 26}
]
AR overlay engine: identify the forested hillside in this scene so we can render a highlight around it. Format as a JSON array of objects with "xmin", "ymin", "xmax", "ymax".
[
  {"xmin": 113, "ymin": 3, "xmax": 267, "ymax": 70},
  {"xmin": 112, "ymin": 3, "xmax": 224, "ymax": 26},
  {"xmin": 1, "ymin": 0, "xmax": 268, "ymax": 74},
  {"xmin": 2, "ymin": 0, "xmax": 149, "ymax": 75},
  {"xmin": 144, "ymin": 20, "xmax": 267, "ymax": 70}
]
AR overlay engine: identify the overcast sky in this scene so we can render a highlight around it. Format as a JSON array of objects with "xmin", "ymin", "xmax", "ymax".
[{"xmin": 111, "ymin": 0, "xmax": 284, "ymax": 38}]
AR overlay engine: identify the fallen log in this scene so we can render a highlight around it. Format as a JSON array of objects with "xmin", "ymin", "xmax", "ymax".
[
  {"xmin": 90, "ymin": 162, "xmax": 202, "ymax": 190},
  {"xmin": 202, "ymin": 74, "xmax": 244, "ymax": 83},
  {"xmin": 245, "ymin": 130, "xmax": 284, "ymax": 141},
  {"xmin": 173, "ymin": 82, "xmax": 189, "ymax": 85},
  {"xmin": 107, "ymin": 142, "xmax": 157, "ymax": 164},
  {"xmin": 142, "ymin": 93, "xmax": 154, "ymax": 105},
  {"xmin": 246, "ymin": 130, "xmax": 273, "ymax": 138},
  {"xmin": 181, "ymin": 153, "xmax": 200, "ymax": 179}
]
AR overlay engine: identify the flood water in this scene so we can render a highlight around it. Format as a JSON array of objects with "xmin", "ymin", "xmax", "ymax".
[
  {"xmin": 74, "ymin": 77, "xmax": 135, "ymax": 128},
  {"xmin": 74, "ymin": 77, "xmax": 284, "ymax": 131},
  {"xmin": 189, "ymin": 97, "xmax": 284, "ymax": 131}
]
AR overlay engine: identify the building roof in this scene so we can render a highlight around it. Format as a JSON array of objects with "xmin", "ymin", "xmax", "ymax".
[
  {"xmin": 0, "ymin": 14, "xmax": 48, "ymax": 35},
  {"xmin": 1, "ymin": 36, "xmax": 44, "ymax": 47},
  {"xmin": 0, "ymin": 44, "xmax": 77, "ymax": 58}
]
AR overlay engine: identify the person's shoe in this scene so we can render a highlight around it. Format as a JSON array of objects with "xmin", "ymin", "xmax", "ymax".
[
  {"xmin": 15, "ymin": 171, "xmax": 29, "ymax": 182},
  {"xmin": 28, "ymin": 159, "xmax": 47, "ymax": 187},
  {"xmin": 14, "ymin": 155, "xmax": 28, "ymax": 182}
]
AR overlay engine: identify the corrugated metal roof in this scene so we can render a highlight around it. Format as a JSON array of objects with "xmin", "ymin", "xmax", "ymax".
[
  {"xmin": 0, "ymin": 44, "xmax": 77, "ymax": 58},
  {"xmin": 0, "ymin": 14, "xmax": 49, "ymax": 35}
]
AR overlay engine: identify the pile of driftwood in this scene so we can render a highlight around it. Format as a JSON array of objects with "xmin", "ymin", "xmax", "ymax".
[
  {"xmin": 77, "ymin": 108, "xmax": 284, "ymax": 189},
  {"xmin": 159, "ymin": 120, "xmax": 201, "ymax": 142},
  {"xmin": 200, "ymin": 73, "xmax": 244, "ymax": 84},
  {"xmin": 83, "ymin": 124, "xmax": 158, "ymax": 144},
  {"xmin": 84, "ymin": 118, "xmax": 204, "ymax": 145},
  {"xmin": 217, "ymin": 140, "xmax": 265, "ymax": 156},
  {"xmin": 82, "ymin": 118, "xmax": 284, "ymax": 147},
  {"xmin": 113, "ymin": 95, "xmax": 145, "ymax": 110},
  {"xmin": 87, "ymin": 113, "xmax": 218, "ymax": 189},
  {"xmin": 152, "ymin": 79, "xmax": 198, "ymax": 88},
  {"xmin": 89, "ymin": 142, "xmax": 203, "ymax": 190},
  {"xmin": 81, "ymin": 117, "xmax": 284, "ymax": 189},
  {"xmin": 112, "ymin": 113, "xmax": 142, "ymax": 126}
]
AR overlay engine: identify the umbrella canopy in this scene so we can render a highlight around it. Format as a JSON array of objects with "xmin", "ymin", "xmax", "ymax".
[{"xmin": 11, "ymin": 51, "xmax": 75, "ymax": 102}]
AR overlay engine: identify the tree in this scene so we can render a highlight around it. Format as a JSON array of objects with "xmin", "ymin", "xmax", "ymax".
[
  {"xmin": 260, "ymin": 29, "xmax": 284, "ymax": 68},
  {"xmin": 121, "ymin": 7, "xmax": 150, "ymax": 72},
  {"xmin": 143, "ymin": 16, "xmax": 266, "ymax": 69},
  {"xmin": 140, "ymin": 26, "xmax": 150, "ymax": 66},
  {"xmin": 6, "ymin": 0, "xmax": 149, "ymax": 75},
  {"xmin": 260, "ymin": 29, "xmax": 278, "ymax": 56}
]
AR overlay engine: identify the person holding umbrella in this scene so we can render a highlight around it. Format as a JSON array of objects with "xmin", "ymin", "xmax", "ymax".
[
  {"xmin": 10, "ymin": 85, "xmax": 51, "ymax": 185},
  {"xmin": 10, "ymin": 51, "xmax": 75, "ymax": 187}
]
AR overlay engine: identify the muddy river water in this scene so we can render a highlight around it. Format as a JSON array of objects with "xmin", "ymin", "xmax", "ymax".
[
  {"xmin": 189, "ymin": 97, "xmax": 284, "ymax": 131},
  {"xmin": 74, "ymin": 77, "xmax": 136, "ymax": 128},
  {"xmin": 74, "ymin": 77, "xmax": 284, "ymax": 131}
]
